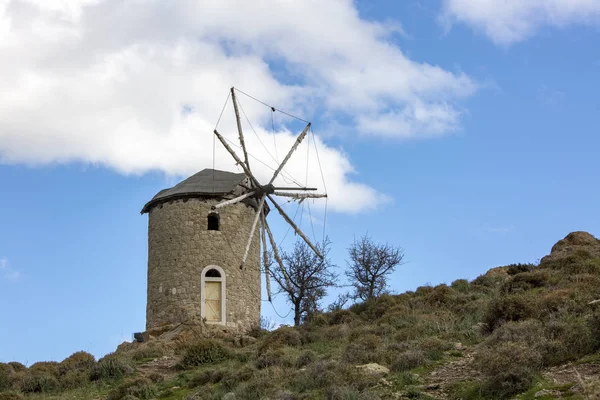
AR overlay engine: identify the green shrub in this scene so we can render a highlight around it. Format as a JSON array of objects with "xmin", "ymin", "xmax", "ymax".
[
  {"xmin": 91, "ymin": 355, "xmax": 133, "ymax": 381},
  {"xmin": 484, "ymin": 295, "xmax": 536, "ymax": 331},
  {"xmin": 486, "ymin": 319, "xmax": 544, "ymax": 347},
  {"xmin": 179, "ymin": 340, "xmax": 229, "ymax": 369},
  {"xmin": 502, "ymin": 271, "xmax": 549, "ymax": 293},
  {"xmin": 28, "ymin": 361, "xmax": 59, "ymax": 377},
  {"xmin": 107, "ymin": 377, "xmax": 156, "ymax": 400},
  {"xmin": 475, "ymin": 342, "xmax": 542, "ymax": 399},
  {"xmin": 130, "ymin": 343, "xmax": 166, "ymax": 361},
  {"xmin": 59, "ymin": 369, "xmax": 90, "ymax": 389},
  {"xmin": 343, "ymin": 334, "xmax": 381, "ymax": 364},
  {"xmin": 255, "ymin": 348, "xmax": 293, "ymax": 369},
  {"xmin": 7, "ymin": 363, "xmax": 25, "ymax": 373},
  {"xmin": 296, "ymin": 350, "xmax": 316, "ymax": 368},
  {"xmin": 261, "ymin": 326, "xmax": 302, "ymax": 350},
  {"xmin": 0, "ymin": 363, "xmax": 14, "ymax": 391},
  {"xmin": 451, "ymin": 279, "xmax": 470, "ymax": 293},
  {"xmin": 20, "ymin": 373, "xmax": 59, "ymax": 393},
  {"xmin": 221, "ymin": 365, "xmax": 255, "ymax": 391},
  {"xmin": 420, "ymin": 337, "xmax": 452, "ymax": 360},
  {"xmin": 188, "ymin": 369, "xmax": 224, "ymax": 387},
  {"xmin": 59, "ymin": 351, "xmax": 96, "ymax": 375},
  {"xmin": 390, "ymin": 350, "xmax": 426, "ymax": 372},
  {"xmin": 328, "ymin": 310, "xmax": 356, "ymax": 325},
  {"xmin": 0, "ymin": 392, "xmax": 24, "ymax": 400},
  {"xmin": 506, "ymin": 263, "xmax": 536, "ymax": 275},
  {"xmin": 541, "ymin": 316, "xmax": 595, "ymax": 365}
]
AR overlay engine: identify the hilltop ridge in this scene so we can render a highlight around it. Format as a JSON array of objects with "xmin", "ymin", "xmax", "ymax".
[{"xmin": 1, "ymin": 231, "xmax": 600, "ymax": 400}]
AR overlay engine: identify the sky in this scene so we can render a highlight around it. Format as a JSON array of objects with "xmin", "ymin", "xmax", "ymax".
[{"xmin": 1, "ymin": 0, "xmax": 599, "ymax": 364}]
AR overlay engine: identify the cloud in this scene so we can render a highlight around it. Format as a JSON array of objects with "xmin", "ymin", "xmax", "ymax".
[
  {"xmin": 538, "ymin": 85, "xmax": 566, "ymax": 106},
  {"xmin": 0, "ymin": 0, "xmax": 477, "ymax": 213},
  {"xmin": 441, "ymin": 0, "xmax": 600, "ymax": 45},
  {"xmin": 0, "ymin": 257, "xmax": 21, "ymax": 282},
  {"xmin": 484, "ymin": 225, "xmax": 515, "ymax": 234}
]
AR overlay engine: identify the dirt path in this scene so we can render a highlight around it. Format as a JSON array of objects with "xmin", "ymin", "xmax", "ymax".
[{"xmin": 421, "ymin": 350, "xmax": 480, "ymax": 399}]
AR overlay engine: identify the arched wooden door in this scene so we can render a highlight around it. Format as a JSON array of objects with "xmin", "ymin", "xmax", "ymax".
[{"xmin": 201, "ymin": 266, "xmax": 226, "ymax": 324}]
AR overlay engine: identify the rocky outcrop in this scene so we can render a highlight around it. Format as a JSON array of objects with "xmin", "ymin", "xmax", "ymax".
[{"xmin": 540, "ymin": 231, "xmax": 600, "ymax": 264}]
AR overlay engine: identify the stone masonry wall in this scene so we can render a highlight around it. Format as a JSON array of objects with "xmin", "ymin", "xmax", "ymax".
[{"xmin": 146, "ymin": 197, "xmax": 261, "ymax": 332}]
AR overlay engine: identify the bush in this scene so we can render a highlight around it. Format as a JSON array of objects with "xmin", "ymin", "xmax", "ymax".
[
  {"xmin": 20, "ymin": 373, "xmax": 59, "ymax": 393},
  {"xmin": 188, "ymin": 369, "xmax": 224, "ymax": 387},
  {"xmin": 506, "ymin": 263, "xmax": 536, "ymax": 275},
  {"xmin": 475, "ymin": 342, "xmax": 542, "ymax": 399},
  {"xmin": 259, "ymin": 327, "xmax": 302, "ymax": 353},
  {"xmin": 296, "ymin": 350, "xmax": 316, "ymax": 368},
  {"xmin": 390, "ymin": 350, "xmax": 427, "ymax": 372},
  {"xmin": 130, "ymin": 343, "xmax": 166, "ymax": 361},
  {"xmin": 328, "ymin": 310, "xmax": 356, "ymax": 326},
  {"xmin": 28, "ymin": 361, "xmax": 59, "ymax": 377},
  {"xmin": 91, "ymin": 355, "xmax": 133, "ymax": 381},
  {"xmin": 343, "ymin": 334, "xmax": 381, "ymax": 364},
  {"xmin": 451, "ymin": 279, "xmax": 470, "ymax": 293},
  {"xmin": 7, "ymin": 363, "xmax": 25, "ymax": 373},
  {"xmin": 59, "ymin": 351, "xmax": 96, "ymax": 375},
  {"xmin": 0, "ymin": 392, "xmax": 24, "ymax": 400},
  {"xmin": 179, "ymin": 340, "xmax": 229, "ymax": 369},
  {"xmin": 484, "ymin": 295, "xmax": 536, "ymax": 331},
  {"xmin": 107, "ymin": 377, "xmax": 156, "ymax": 400},
  {"xmin": 221, "ymin": 365, "xmax": 255, "ymax": 391},
  {"xmin": 255, "ymin": 348, "xmax": 291, "ymax": 369},
  {"xmin": 502, "ymin": 271, "xmax": 549, "ymax": 293},
  {"xmin": 0, "ymin": 363, "xmax": 14, "ymax": 391},
  {"xmin": 59, "ymin": 369, "xmax": 91, "ymax": 390}
]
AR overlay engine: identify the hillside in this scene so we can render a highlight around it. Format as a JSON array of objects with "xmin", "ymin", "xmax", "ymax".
[{"xmin": 1, "ymin": 231, "xmax": 600, "ymax": 400}]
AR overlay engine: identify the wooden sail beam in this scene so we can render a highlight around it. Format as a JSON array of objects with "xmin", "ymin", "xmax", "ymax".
[
  {"xmin": 273, "ymin": 187, "xmax": 317, "ymax": 191},
  {"xmin": 260, "ymin": 213, "xmax": 272, "ymax": 302},
  {"xmin": 273, "ymin": 192, "xmax": 327, "ymax": 199},
  {"xmin": 240, "ymin": 194, "xmax": 266, "ymax": 270},
  {"xmin": 268, "ymin": 122, "xmax": 311, "ymax": 185},
  {"xmin": 264, "ymin": 217, "xmax": 292, "ymax": 292},
  {"xmin": 212, "ymin": 190, "xmax": 257, "ymax": 210},
  {"xmin": 213, "ymin": 129, "xmax": 261, "ymax": 188},
  {"xmin": 230, "ymin": 87, "xmax": 251, "ymax": 174},
  {"xmin": 267, "ymin": 194, "xmax": 323, "ymax": 259}
]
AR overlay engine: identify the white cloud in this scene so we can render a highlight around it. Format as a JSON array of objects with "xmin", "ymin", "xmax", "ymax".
[
  {"xmin": 0, "ymin": 257, "xmax": 21, "ymax": 282},
  {"xmin": 441, "ymin": 0, "xmax": 600, "ymax": 45},
  {"xmin": 0, "ymin": 0, "xmax": 477, "ymax": 212}
]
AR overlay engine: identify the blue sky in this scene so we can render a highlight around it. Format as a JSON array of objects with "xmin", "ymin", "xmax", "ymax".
[{"xmin": 1, "ymin": 0, "xmax": 599, "ymax": 364}]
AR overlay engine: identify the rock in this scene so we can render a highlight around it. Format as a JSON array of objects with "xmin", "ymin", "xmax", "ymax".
[
  {"xmin": 222, "ymin": 393, "xmax": 236, "ymax": 400},
  {"xmin": 356, "ymin": 363, "xmax": 390, "ymax": 376},
  {"xmin": 534, "ymin": 389, "xmax": 562, "ymax": 398},
  {"xmin": 380, "ymin": 378, "xmax": 392, "ymax": 387},
  {"xmin": 454, "ymin": 342, "xmax": 464, "ymax": 351},
  {"xmin": 541, "ymin": 231, "xmax": 600, "ymax": 264}
]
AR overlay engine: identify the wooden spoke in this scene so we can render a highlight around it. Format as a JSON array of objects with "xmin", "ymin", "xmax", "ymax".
[
  {"xmin": 240, "ymin": 194, "xmax": 266, "ymax": 270},
  {"xmin": 273, "ymin": 192, "xmax": 327, "ymax": 199},
  {"xmin": 273, "ymin": 187, "xmax": 317, "ymax": 191},
  {"xmin": 267, "ymin": 194, "xmax": 323, "ymax": 259},
  {"xmin": 213, "ymin": 129, "xmax": 261, "ymax": 187},
  {"xmin": 212, "ymin": 190, "xmax": 257, "ymax": 210},
  {"xmin": 231, "ymin": 87, "xmax": 252, "ymax": 174},
  {"xmin": 264, "ymin": 217, "xmax": 292, "ymax": 292},
  {"xmin": 268, "ymin": 122, "xmax": 311, "ymax": 185},
  {"xmin": 260, "ymin": 214, "xmax": 272, "ymax": 302}
]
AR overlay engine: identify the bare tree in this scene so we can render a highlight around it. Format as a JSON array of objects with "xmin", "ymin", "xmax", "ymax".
[
  {"xmin": 346, "ymin": 234, "xmax": 404, "ymax": 301},
  {"xmin": 271, "ymin": 238, "xmax": 337, "ymax": 325}
]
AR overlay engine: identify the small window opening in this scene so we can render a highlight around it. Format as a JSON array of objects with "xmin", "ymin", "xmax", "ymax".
[
  {"xmin": 205, "ymin": 268, "xmax": 221, "ymax": 278},
  {"xmin": 207, "ymin": 212, "xmax": 220, "ymax": 231}
]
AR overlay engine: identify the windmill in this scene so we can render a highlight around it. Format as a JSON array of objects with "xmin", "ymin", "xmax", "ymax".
[{"xmin": 211, "ymin": 87, "xmax": 327, "ymax": 301}]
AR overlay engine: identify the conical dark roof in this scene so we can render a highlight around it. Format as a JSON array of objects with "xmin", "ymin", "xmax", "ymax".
[{"xmin": 141, "ymin": 169, "xmax": 247, "ymax": 214}]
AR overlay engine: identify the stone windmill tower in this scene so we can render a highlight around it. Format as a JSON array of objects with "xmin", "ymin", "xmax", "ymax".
[
  {"xmin": 141, "ymin": 88, "xmax": 327, "ymax": 333},
  {"xmin": 141, "ymin": 169, "xmax": 263, "ymax": 332}
]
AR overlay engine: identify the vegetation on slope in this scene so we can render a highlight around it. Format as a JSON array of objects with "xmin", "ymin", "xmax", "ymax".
[{"xmin": 1, "ymin": 232, "xmax": 600, "ymax": 400}]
